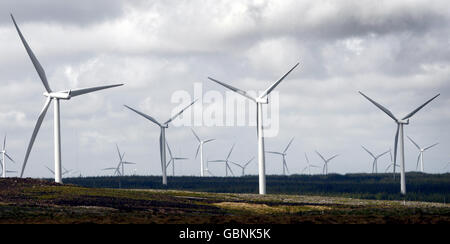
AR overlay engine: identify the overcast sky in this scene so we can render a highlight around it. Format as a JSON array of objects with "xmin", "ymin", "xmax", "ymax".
[{"xmin": 0, "ymin": 0, "xmax": 449, "ymax": 179}]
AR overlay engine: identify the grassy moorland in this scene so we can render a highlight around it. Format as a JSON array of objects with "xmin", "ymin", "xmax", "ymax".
[
  {"xmin": 0, "ymin": 178, "xmax": 449, "ymax": 224},
  {"xmin": 63, "ymin": 173, "xmax": 450, "ymax": 203}
]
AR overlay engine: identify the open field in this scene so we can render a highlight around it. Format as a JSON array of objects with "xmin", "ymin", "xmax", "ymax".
[
  {"xmin": 0, "ymin": 178, "xmax": 449, "ymax": 224},
  {"xmin": 64, "ymin": 173, "xmax": 450, "ymax": 203}
]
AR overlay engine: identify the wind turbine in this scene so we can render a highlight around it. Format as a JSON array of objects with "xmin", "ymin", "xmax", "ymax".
[
  {"xmin": 124, "ymin": 99, "xmax": 197, "ymax": 185},
  {"xmin": 114, "ymin": 144, "xmax": 135, "ymax": 176},
  {"xmin": 407, "ymin": 136, "xmax": 438, "ymax": 172},
  {"xmin": 267, "ymin": 137, "xmax": 294, "ymax": 175},
  {"xmin": 315, "ymin": 150, "xmax": 339, "ymax": 175},
  {"xmin": 359, "ymin": 91, "xmax": 439, "ymax": 194},
  {"xmin": 204, "ymin": 157, "xmax": 215, "ymax": 176},
  {"xmin": 166, "ymin": 141, "xmax": 188, "ymax": 176},
  {"xmin": 1, "ymin": 135, "xmax": 16, "ymax": 178},
  {"xmin": 361, "ymin": 146, "xmax": 390, "ymax": 174},
  {"xmin": 303, "ymin": 153, "xmax": 320, "ymax": 175},
  {"xmin": 208, "ymin": 62, "xmax": 300, "ymax": 194},
  {"xmin": 209, "ymin": 144, "xmax": 236, "ymax": 177},
  {"xmin": 191, "ymin": 129, "xmax": 215, "ymax": 177},
  {"xmin": 230, "ymin": 157, "xmax": 254, "ymax": 176},
  {"xmin": 11, "ymin": 14, "xmax": 123, "ymax": 183},
  {"xmin": 45, "ymin": 165, "xmax": 71, "ymax": 177}
]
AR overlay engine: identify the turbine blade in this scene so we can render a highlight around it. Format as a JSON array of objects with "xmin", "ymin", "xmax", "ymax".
[
  {"xmin": 124, "ymin": 105, "xmax": 162, "ymax": 127},
  {"xmin": 416, "ymin": 153, "xmax": 421, "ymax": 170},
  {"xmin": 45, "ymin": 166, "xmax": 54, "ymax": 175},
  {"xmin": 359, "ymin": 91, "xmax": 398, "ymax": 122},
  {"xmin": 226, "ymin": 143, "xmax": 235, "ymax": 160},
  {"xmin": 11, "ymin": 14, "xmax": 52, "ymax": 93},
  {"xmin": 244, "ymin": 157, "xmax": 254, "ymax": 167},
  {"xmin": 191, "ymin": 129, "xmax": 201, "ymax": 142},
  {"xmin": 194, "ymin": 144, "xmax": 201, "ymax": 159},
  {"xmin": 407, "ymin": 136, "xmax": 421, "ymax": 150},
  {"xmin": 69, "ymin": 84, "xmax": 123, "ymax": 98},
  {"xmin": 165, "ymin": 140, "xmax": 173, "ymax": 158},
  {"xmin": 3, "ymin": 135, "xmax": 6, "ymax": 151},
  {"xmin": 424, "ymin": 143, "xmax": 438, "ymax": 151},
  {"xmin": 305, "ymin": 153, "xmax": 310, "ymax": 163},
  {"xmin": 361, "ymin": 145, "xmax": 375, "ymax": 158},
  {"xmin": 266, "ymin": 151, "xmax": 283, "ymax": 155},
  {"xmin": 259, "ymin": 62, "xmax": 300, "ymax": 98},
  {"xmin": 376, "ymin": 150, "xmax": 390, "ymax": 158},
  {"xmin": 283, "ymin": 137, "xmax": 295, "ymax": 154},
  {"xmin": 5, "ymin": 153, "xmax": 16, "ymax": 164},
  {"xmin": 315, "ymin": 150, "xmax": 327, "ymax": 163},
  {"xmin": 20, "ymin": 97, "xmax": 52, "ymax": 177},
  {"xmin": 208, "ymin": 160, "xmax": 226, "ymax": 163},
  {"xmin": 402, "ymin": 94, "xmax": 440, "ymax": 120},
  {"xmin": 393, "ymin": 125, "xmax": 399, "ymax": 166},
  {"xmin": 204, "ymin": 139, "xmax": 215, "ymax": 144},
  {"xmin": 328, "ymin": 154, "xmax": 339, "ymax": 162},
  {"xmin": 115, "ymin": 144, "xmax": 122, "ymax": 161},
  {"xmin": 164, "ymin": 99, "xmax": 197, "ymax": 125},
  {"xmin": 208, "ymin": 77, "xmax": 257, "ymax": 102}
]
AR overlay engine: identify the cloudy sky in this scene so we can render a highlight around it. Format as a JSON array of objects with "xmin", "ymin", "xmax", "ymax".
[{"xmin": 0, "ymin": 0, "xmax": 449, "ymax": 179}]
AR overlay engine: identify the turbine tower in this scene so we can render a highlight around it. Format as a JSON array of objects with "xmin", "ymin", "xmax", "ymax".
[
  {"xmin": 12, "ymin": 14, "xmax": 123, "ymax": 183},
  {"xmin": 407, "ymin": 136, "xmax": 438, "ymax": 172},
  {"xmin": 208, "ymin": 62, "xmax": 300, "ymax": 194},
  {"xmin": 267, "ymin": 137, "xmax": 294, "ymax": 175},
  {"xmin": 191, "ymin": 129, "xmax": 215, "ymax": 177},
  {"xmin": 1, "ymin": 135, "xmax": 16, "ymax": 178},
  {"xmin": 359, "ymin": 91, "xmax": 439, "ymax": 194},
  {"xmin": 166, "ymin": 141, "xmax": 188, "ymax": 176},
  {"xmin": 361, "ymin": 146, "xmax": 390, "ymax": 174},
  {"xmin": 209, "ymin": 144, "xmax": 236, "ymax": 177},
  {"xmin": 230, "ymin": 157, "xmax": 254, "ymax": 176},
  {"xmin": 124, "ymin": 100, "xmax": 196, "ymax": 185},
  {"xmin": 315, "ymin": 150, "xmax": 339, "ymax": 175}
]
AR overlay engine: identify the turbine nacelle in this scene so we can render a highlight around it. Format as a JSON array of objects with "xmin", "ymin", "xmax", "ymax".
[
  {"xmin": 255, "ymin": 97, "xmax": 269, "ymax": 104},
  {"xmin": 43, "ymin": 91, "xmax": 71, "ymax": 100},
  {"xmin": 396, "ymin": 119, "xmax": 409, "ymax": 125}
]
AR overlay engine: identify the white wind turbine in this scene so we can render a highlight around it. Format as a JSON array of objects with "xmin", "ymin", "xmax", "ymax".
[
  {"xmin": 191, "ymin": 129, "xmax": 215, "ymax": 177},
  {"xmin": 209, "ymin": 144, "xmax": 236, "ymax": 177},
  {"xmin": 204, "ymin": 158, "xmax": 215, "ymax": 176},
  {"xmin": 407, "ymin": 136, "xmax": 438, "ymax": 173},
  {"xmin": 267, "ymin": 137, "xmax": 294, "ymax": 175},
  {"xmin": 166, "ymin": 141, "xmax": 188, "ymax": 176},
  {"xmin": 124, "ymin": 100, "xmax": 197, "ymax": 185},
  {"xmin": 113, "ymin": 144, "xmax": 135, "ymax": 176},
  {"xmin": 361, "ymin": 146, "xmax": 390, "ymax": 174},
  {"xmin": 315, "ymin": 150, "xmax": 339, "ymax": 175},
  {"xmin": 359, "ymin": 91, "xmax": 439, "ymax": 194},
  {"xmin": 12, "ymin": 14, "xmax": 123, "ymax": 183},
  {"xmin": 385, "ymin": 148, "xmax": 400, "ymax": 179},
  {"xmin": 303, "ymin": 153, "xmax": 320, "ymax": 175},
  {"xmin": 1, "ymin": 135, "xmax": 16, "ymax": 178},
  {"xmin": 230, "ymin": 157, "xmax": 254, "ymax": 176},
  {"xmin": 208, "ymin": 62, "xmax": 300, "ymax": 194}
]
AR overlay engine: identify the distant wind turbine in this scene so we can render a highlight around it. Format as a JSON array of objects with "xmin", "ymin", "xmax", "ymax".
[
  {"xmin": 1, "ymin": 135, "xmax": 16, "ymax": 178},
  {"xmin": 204, "ymin": 157, "xmax": 214, "ymax": 176},
  {"xmin": 267, "ymin": 137, "xmax": 294, "ymax": 175},
  {"xmin": 303, "ymin": 153, "xmax": 320, "ymax": 175},
  {"xmin": 407, "ymin": 136, "xmax": 438, "ymax": 172},
  {"xmin": 11, "ymin": 14, "xmax": 123, "ymax": 183},
  {"xmin": 230, "ymin": 157, "xmax": 254, "ymax": 176},
  {"xmin": 208, "ymin": 62, "xmax": 300, "ymax": 194},
  {"xmin": 209, "ymin": 144, "xmax": 236, "ymax": 177},
  {"xmin": 359, "ymin": 91, "xmax": 439, "ymax": 194},
  {"xmin": 315, "ymin": 150, "xmax": 339, "ymax": 175},
  {"xmin": 166, "ymin": 141, "xmax": 188, "ymax": 176},
  {"xmin": 361, "ymin": 146, "xmax": 390, "ymax": 174},
  {"xmin": 124, "ymin": 99, "xmax": 197, "ymax": 185},
  {"xmin": 191, "ymin": 129, "xmax": 215, "ymax": 177}
]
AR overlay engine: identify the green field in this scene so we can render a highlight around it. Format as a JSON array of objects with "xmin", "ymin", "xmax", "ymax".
[{"xmin": 0, "ymin": 177, "xmax": 449, "ymax": 224}]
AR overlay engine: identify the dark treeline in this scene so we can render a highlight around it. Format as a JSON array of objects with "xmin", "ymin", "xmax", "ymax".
[{"xmin": 62, "ymin": 172, "xmax": 450, "ymax": 203}]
